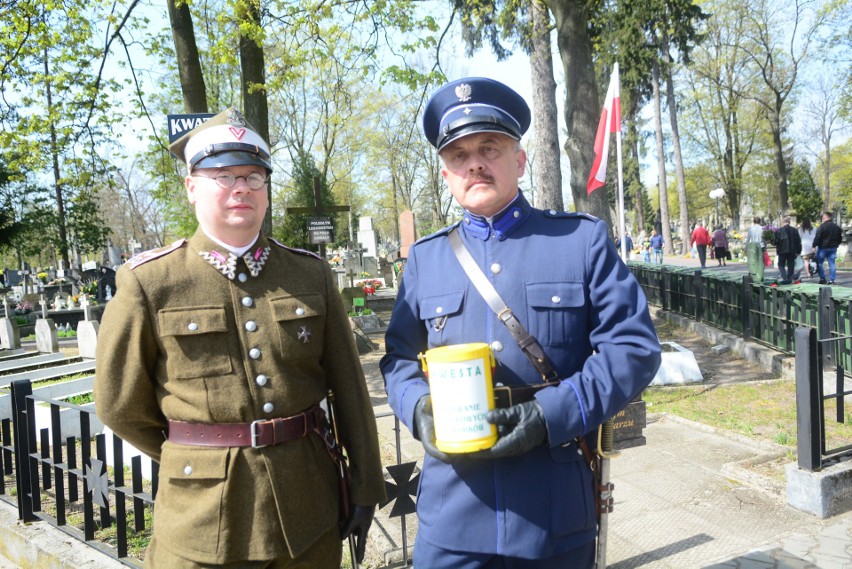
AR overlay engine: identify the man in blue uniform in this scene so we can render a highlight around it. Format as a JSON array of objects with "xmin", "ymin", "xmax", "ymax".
[{"xmin": 380, "ymin": 78, "xmax": 662, "ymax": 568}]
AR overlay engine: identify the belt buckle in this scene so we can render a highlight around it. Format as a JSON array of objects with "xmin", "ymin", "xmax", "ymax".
[
  {"xmin": 493, "ymin": 385, "xmax": 513, "ymax": 407},
  {"xmin": 250, "ymin": 420, "xmax": 267, "ymax": 448}
]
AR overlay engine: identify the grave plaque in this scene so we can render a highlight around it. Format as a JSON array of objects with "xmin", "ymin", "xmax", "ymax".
[
  {"xmin": 613, "ymin": 399, "xmax": 647, "ymax": 450},
  {"xmin": 308, "ymin": 217, "xmax": 334, "ymax": 244}
]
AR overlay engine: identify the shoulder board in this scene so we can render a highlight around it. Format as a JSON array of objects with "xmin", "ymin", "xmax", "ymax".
[
  {"xmin": 126, "ymin": 239, "xmax": 186, "ymax": 270},
  {"xmin": 269, "ymin": 238, "xmax": 322, "ymax": 260},
  {"xmin": 415, "ymin": 221, "xmax": 461, "ymax": 245},
  {"xmin": 543, "ymin": 210, "xmax": 598, "ymax": 222}
]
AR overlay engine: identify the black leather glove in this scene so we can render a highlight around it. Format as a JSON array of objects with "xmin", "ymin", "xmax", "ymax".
[
  {"xmin": 413, "ymin": 396, "xmax": 454, "ymax": 463},
  {"xmin": 340, "ymin": 504, "xmax": 375, "ymax": 564},
  {"xmin": 483, "ymin": 400, "xmax": 547, "ymax": 458}
]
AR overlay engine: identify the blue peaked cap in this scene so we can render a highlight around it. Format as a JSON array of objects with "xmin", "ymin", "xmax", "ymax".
[{"xmin": 423, "ymin": 77, "xmax": 531, "ymax": 151}]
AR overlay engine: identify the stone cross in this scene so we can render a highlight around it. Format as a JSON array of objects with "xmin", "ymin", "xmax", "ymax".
[
  {"xmin": 345, "ymin": 268, "xmax": 358, "ymax": 288},
  {"xmin": 80, "ymin": 294, "xmax": 92, "ymax": 321},
  {"xmin": 1, "ymin": 296, "xmax": 9, "ymax": 319},
  {"xmin": 39, "ymin": 295, "xmax": 49, "ymax": 319}
]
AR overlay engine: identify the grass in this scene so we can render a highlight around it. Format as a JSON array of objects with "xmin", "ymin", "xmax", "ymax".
[{"xmin": 643, "ymin": 379, "xmax": 851, "ymax": 452}]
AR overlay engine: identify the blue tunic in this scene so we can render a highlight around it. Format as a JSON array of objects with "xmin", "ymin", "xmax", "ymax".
[{"xmin": 380, "ymin": 192, "xmax": 662, "ymax": 558}]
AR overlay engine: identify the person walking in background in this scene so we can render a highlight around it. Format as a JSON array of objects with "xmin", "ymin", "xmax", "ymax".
[
  {"xmin": 381, "ymin": 77, "xmax": 661, "ymax": 568},
  {"xmin": 775, "ymin": 216, "xmax": 802, "ymax": 285},
  {"xmin": 691, "ymin": 221, "xmax": 711, "ymax": 268},
  {"xmin": 814, "ymin": 211, "xmax": 843, "ymax": 285},
  {"xmin": 711, "ymin": 225, "xmax": 729, "ymax": 267},
  {"xmin": 94, "ymin": 108, "xmax": 386, "ymax": 568},
  {"xmin": 650, "ymin": 228, "xmax": 664, "ymax": 264},
  {"xmin": 799, "ymin": 217, "xmax": 816, "ymax": 278},
  {"xmin": 616, "ymin": 233, "xmax": 634, "ymax": 261},
  {"xmin": 746, "ymin": 216, "xmax": 764, "ymax": 246}
]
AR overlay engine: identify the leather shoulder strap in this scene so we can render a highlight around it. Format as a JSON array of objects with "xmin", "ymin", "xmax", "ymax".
[{"xmin": 448, "ymin": 228, "xmax": 558, "ymax": 381}]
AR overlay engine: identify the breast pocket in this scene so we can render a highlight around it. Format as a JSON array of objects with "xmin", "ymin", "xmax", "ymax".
[
  {"xmin": 270, "ymin": 293, "xmax": 325, "ymax": 358},
  {"xmin": 419, "ymin": 291, "xmax": 464, "ymax": 344},
  {"xmin": 159, "ymin": 307, "xmax": 233, "ymax": 378},
  {"xmin": 526, "ymin": 282, "xmax": 587, "ymax": 348}
]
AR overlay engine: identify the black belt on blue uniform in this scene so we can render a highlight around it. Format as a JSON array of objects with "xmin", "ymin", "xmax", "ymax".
[{"xmin": 494, "ymin": 382, "xmax": 562, "ymax": 408}]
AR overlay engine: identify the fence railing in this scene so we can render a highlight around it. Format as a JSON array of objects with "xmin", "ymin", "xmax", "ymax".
[
  {"xmin": 631, "ymin": 263, "xmax": 851, "ymax": 471},
  {"xmin": 1, "ymin": 379, "xmax": 418, "ymax": 567}
]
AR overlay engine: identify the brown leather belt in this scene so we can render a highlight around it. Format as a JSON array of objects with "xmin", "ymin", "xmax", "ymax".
[
  {"xmin": 167, "ymin": 404, "xmax": 326, "ymax": 448},
  {"xmin": 493, "ymin": 382, "xmax": 561, "ymax": 408}
]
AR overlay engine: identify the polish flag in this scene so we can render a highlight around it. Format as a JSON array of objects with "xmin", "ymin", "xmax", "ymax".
[{"xmin": 587, "ymin": 63, "xmax": 621, "ymax": 195}]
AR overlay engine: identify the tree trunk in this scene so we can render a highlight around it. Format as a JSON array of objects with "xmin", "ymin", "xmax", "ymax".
[
  {"xmin": 770, "ymin": 106, "xmax": 789, "ymax": 212},
  {"xmin": 546, "ymin": 0, "xmax": 612, "ymax": 226},
  {"xmin": 43, "ymin": 42, "xmax": 69, "ymax": 269},
  {"xmin": 166, "ymin": 0, "xmax": 207, "ymax": 112},
  {"xmin": 651, "ymin": 60, "xmax": 673, "ymax": 255},
  {"xmin": 627, "ymin": 119, "xmax": 645, "ymax": 232},
  {"xmin": 823, "ymin": 143, "xmax": 831, "ymax": 210},
  {"xmin": 530, "ymin": 0, "xmax": 562, "ymax": 211},
  {"xmin": 238, "ymin": 0, "xmax": 272, "ymax": 233},
  {"xmin": 662, "ymin": 35, "xmax": 689, "ymax": 254}
]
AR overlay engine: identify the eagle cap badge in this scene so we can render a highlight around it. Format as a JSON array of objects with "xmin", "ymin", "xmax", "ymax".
[{"xmin": 455, "ymin": 83, "xmax": 472, "ymax": 102}]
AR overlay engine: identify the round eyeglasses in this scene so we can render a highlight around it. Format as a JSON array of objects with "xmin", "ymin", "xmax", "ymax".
[{"xmin": 194, "ymin": 171, "xmax": 269, "ymax": 190}]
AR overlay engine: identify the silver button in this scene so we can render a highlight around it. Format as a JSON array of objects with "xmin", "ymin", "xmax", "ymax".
[
  {"xmin": 183, "ymin": 465, "xmax": 192, "ymax": 476},
  {"xmin": 256, "ymin": 374, "xmax": 268, "ymax": 386},
  {"xmin": 242, "ymin": 296, "xmax": 253, "ymax": 307},
  {"xmin": 491, "ymin": 341, "xmax": 503, "ymax": 352},
  {"xmin": 238, "ymin": 273, "xmax": 248, "ymax": 282},
  {"xmin": 465, "ymin": 217, "xmax": 471, "ymax": 224},
  {"xmin": 549, "ymin": 209, "xmax": 557, "ymax": 215},
  {"xmin": 263, "ymin": 402, "xmax": 273, "ymax": 413},
  {"xmin": 513, "ymin": 210, "xmax": 520, "ymax": 218},
  {"xmin": 490, "ymin": 263, "xmax": 502, "ymax": 274},
  {"xmin": 436, "ymin": 306, "xmax": 443, "ymax": 314},
  {"xmin": 295, "ymin": 307, "xmax": 305, "ymax": 316},
  {"xmin": 551, "ymin": 296, "xmax": 561, "ymax": 304},
  {"xmin": 249, "ymin": 348, "xmax": 261, "ymax": 359},
  {"xmin": 245, "ymin": 321, "xmax": 258, "ymax": 332},
  {"xmin": 187, "ymin": 322, "xmax": 198, "ymax": 331}
]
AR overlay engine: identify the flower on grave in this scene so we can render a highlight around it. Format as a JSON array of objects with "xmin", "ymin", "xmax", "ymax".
[
  {"xmin": 361, "ymin": 278, "xmax": 382, "ymax": 295},
  {"xmin": 37, "ymin": 271, "xmax": 48, "ymax": 283},
  {"xmin": 81, "ymin": 278, "xmax": 98, "ymax": 296},
  {"xmin": 71, "ymin": 295, "xmax": 80, "ymax": 306},
  {"xmin": 762, "ymin": 225, "xmax": 779, "ymax": 246},
  {"xmin": 14, "ymin": 300, "xmax": 32, "ymax": 315}
]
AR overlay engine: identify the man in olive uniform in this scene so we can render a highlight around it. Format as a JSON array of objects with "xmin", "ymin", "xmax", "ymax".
[{"xmin": 94, "ymin": 108, "xmax": 385, "ymax": 568}]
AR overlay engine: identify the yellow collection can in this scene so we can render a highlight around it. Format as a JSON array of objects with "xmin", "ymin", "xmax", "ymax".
[{"xmin": 421, "ymin": 343, "xmax": 497, "ymax": 453}]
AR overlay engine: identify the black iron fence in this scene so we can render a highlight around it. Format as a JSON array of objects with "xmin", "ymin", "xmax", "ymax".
[
  {"xmin": 631, "ymin": 264, "xmax": 851, "ymax": 472},
  {"xmin": 1, "ymin": 380, "xmax": 418, "ymax": 567}
]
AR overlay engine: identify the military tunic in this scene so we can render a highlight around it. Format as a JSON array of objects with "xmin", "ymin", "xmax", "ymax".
[
  {"xmin": 94, "ymin": 230, "xmax": 385, "ymax": 564},
  {"xmin": 381, "ymin": 191, "xmax": 661, "ymax": 558}
]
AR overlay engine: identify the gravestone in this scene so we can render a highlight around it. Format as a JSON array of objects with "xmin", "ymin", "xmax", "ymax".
[
  {"xmin": 76, "ymin": 294, "xmax": 99, "ymax": 360},
  {"xmin": 612, "ymin": 398, "xmax": 647, "ymax": 450},
  {"xmin": 399, "ymin": 210, "xmax": 416, "ymax": 258},
  {"xmin": 0, "ymin": 297, "xmax": 21, "ymax": 350},
  {"xmin": 3, "ymin": 270, "xmax": 22, "ymax": 287},
  {"xmin": 97, "ymin": 267, "xmax": 116, "ymax": 300},
  {"xmin": 35, "ymin": 295, "xmax": 59, "ymax": 354},
  {"xmin": 356, "ymin": 216, "xmax": 379, "ymax": 260},
  {"xmin": 340, "ymin": 286, "xmax": 367, "ymax": 313}
]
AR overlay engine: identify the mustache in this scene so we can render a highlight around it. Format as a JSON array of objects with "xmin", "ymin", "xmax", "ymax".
[{"xmin": 465, "ymin": 175, "xmax": 494, "ymax": 190}]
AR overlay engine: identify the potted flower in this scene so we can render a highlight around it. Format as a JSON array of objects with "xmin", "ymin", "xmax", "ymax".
[{"xmin": 37, "ymin": 271, "xmax": 48, "ymax": 284}]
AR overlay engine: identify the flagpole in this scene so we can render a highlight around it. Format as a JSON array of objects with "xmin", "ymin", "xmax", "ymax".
[{"xmin": 612, "ymin": 63, "xmax": 626, "ymax": 262}]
